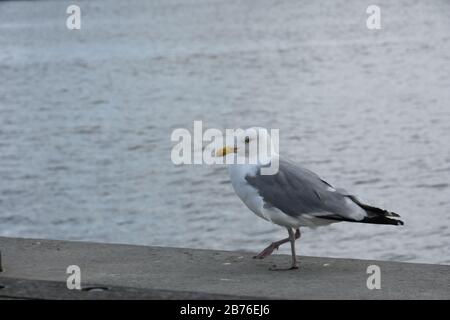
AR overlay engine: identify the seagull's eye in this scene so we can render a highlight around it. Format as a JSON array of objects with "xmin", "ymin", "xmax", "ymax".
[{"xmin": 245, "ymin": 136, "xmax": 250, "ymax": 144}]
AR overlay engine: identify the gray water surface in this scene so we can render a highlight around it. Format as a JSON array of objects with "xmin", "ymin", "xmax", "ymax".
[{"xmin": 1, "ymin": 0, "xmax": 450, "ymax": 264}]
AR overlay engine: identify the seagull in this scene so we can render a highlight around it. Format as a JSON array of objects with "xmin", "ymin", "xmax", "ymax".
[{"xmin": 215, "ymin": 127, "xmax": 404, "ymax": 270}]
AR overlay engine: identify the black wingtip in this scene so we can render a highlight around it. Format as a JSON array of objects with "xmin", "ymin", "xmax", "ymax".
[
  {"xmin": 348, "ymin": 196, "xmax": 404, "ymax": 225},
  {"xmin": 361, "ymin": 216, "xmax": 404, "ymax": 226}
]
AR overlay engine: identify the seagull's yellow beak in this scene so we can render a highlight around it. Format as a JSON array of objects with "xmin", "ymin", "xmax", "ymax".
[{"xmin": 215, "ymin": 146, "xmax": 237, "ymax": 157}]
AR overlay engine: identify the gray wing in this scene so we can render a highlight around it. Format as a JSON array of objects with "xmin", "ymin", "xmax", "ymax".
[{"xmin": 245, "ymin": 158, "xmax": 365, "ymax": 221}]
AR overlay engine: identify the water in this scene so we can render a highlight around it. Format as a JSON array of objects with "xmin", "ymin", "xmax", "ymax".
[{"xmin": 1, "ymin": 0, "xmax": 449, "ymax": 264}]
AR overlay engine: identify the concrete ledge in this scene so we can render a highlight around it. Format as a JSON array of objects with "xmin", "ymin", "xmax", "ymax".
[
  {"xmin": 0, "ymin": 277, "xmax": 257, "ymax": 300},
  {"xmin": 0, "ymin": 237, "xmax": 448, "ymax": 299}
]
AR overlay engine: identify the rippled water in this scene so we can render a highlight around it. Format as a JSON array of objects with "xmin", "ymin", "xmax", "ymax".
[{"xmin": 1, "ymin": 0, "xmax": 449, "ymax": 264}]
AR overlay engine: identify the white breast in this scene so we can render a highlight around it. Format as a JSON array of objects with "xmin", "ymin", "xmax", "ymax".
[{"xmin": 229, "ymin": 164, "xmax": 269, "ymax": 221}]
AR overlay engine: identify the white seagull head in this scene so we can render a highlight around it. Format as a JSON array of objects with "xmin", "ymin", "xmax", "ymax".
[{"xmin": 215, "ymin": 127, "xmax": 276, "ymax": 165}]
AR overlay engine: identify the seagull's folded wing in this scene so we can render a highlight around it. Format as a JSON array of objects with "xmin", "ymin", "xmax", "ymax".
[{"xmin": 245, "ymin": 157, "xmax": 367, "ymax": 222}]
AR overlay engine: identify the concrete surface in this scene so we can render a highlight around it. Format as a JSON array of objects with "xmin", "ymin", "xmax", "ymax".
[
  {"xmin": 0, "ymin": 237, "xmax": 448, "ymax": 299},
  {"xmin": 0, "ymin": 277, "xmax": 252, "ymax": 300}
]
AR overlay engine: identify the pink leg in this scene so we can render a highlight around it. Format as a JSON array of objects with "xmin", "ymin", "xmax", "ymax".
[
  {"xmin": 269, "ymin": 228, "xmax": 300, "ymax": 271},
  {"xmin": 253, "ymin": 228, "xmax": 300, "ymax": 259}
]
